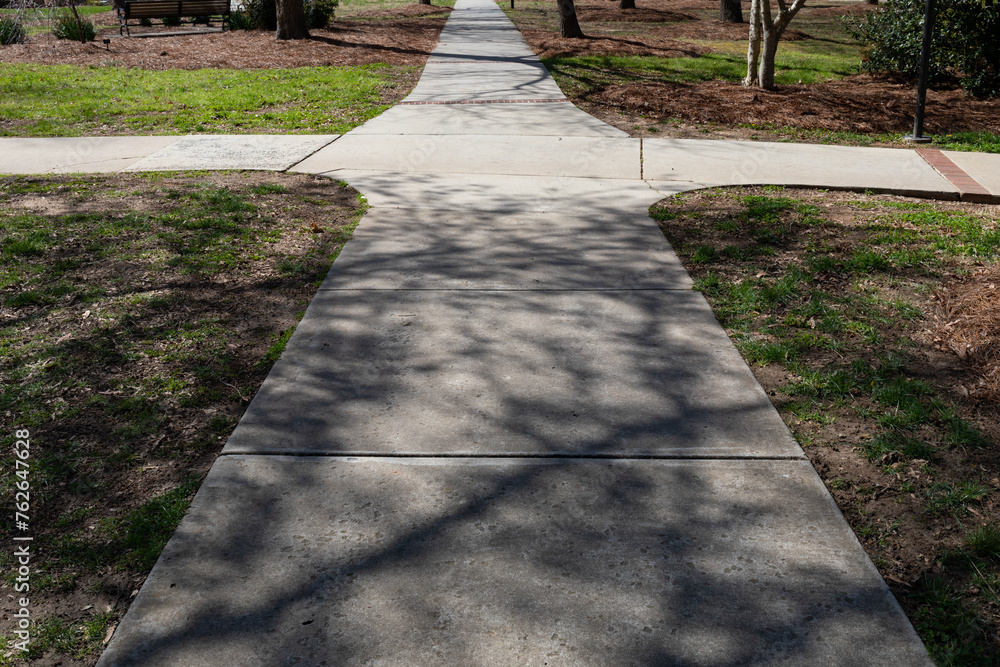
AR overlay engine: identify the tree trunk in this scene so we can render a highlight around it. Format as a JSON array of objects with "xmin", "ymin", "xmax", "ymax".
[
  {"xmin": 720, "ymin": 0, "xmax": 742, "ymax": 23},
  {"xmin": 68, "ymin": 1, "xmax": 87, "ymax": 43},
  {"xmin": 743, "ymin": 0, "xmax": 761, "ymax": 86},
  {"xmin": 557, "ymin": 0, "xmax": 584, "ymax": 37},
  {"xmin": 744, "ymin": 0, "xmax": 806, "ymax": 89},
  {"xmin": 419, "ymin": 0, "xmax": 431, "ymax": 5},
  {"xmin": 276, "ymin": 0, "xmax": 310, "ymax": 40},
  {"xmin": 620, "ymin": 0, "xmax": 636, "ymax": 9},
  {"xmin": 758, "ymin": 28, "xmax": 779, "ymax": 89}
]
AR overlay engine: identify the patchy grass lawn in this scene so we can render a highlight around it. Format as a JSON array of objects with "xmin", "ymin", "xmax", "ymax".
[
  {"xmin": 0, "ymin": 172, "xmax": 366, "ymax": 666},
  {"xmin": 652, "ymin": 187, "xmax": 1000, "ymax": 665}
]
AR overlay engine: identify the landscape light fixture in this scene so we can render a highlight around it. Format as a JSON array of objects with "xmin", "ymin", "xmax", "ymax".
[
  {"xmin": 904, "ymin": 0, "xmax": 935, "ymax": 143},
  {"xmin": 103, "ymin": 38, "xmax": 111, "ymax": 50}
]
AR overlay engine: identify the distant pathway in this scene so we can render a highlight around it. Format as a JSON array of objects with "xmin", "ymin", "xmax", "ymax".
[{"xmin": 85, "ymin": 0, "xmax": 949, "ymax": 663}]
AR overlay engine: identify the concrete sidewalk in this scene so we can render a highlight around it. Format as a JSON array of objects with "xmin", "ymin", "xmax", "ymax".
[
  {"xmin": 6, "ymin": 0, "xmax": 968, "ymax": 664},
  {"xmin": 1, "ymin": 130, "xmax": 998, "ymax": 205}
]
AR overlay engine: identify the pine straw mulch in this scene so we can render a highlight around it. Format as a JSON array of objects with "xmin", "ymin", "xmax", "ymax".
[
  {"xmin": 593, "ymin": 76, "xmax": 1000, "ymax": 136},
  {"xmin": 936, "ymin": 266, "xmax": 1000, "ymax": 402},
  {"xmin": 512, "ymin": 0, "xmax": 1000, "ymax": 140},
  {"xmin": 0, "ymin": 8, "xmax": 449, "ymax": 70}
]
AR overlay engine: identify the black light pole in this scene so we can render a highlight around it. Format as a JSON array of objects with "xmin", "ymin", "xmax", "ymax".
[{"xmin": 905, "ymin": 0, "xmax": 935, "ymax": 142}]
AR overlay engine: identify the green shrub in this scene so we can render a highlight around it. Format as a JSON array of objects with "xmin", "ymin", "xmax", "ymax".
[
  {"xmin": 240, "ymin": 0, "xmax": 336, "ymax": 30},
  {"xmin": 52, "ymin": 11, "xmax": 96, "ymax": 41},
  {"xmin": 0, "ymin": 15, "xmax": 26, "ymax": 45},
  {"xmin": 848, "ymin": 0, "xmax": 1000, "ymax": 97},
  {"xmin": 305, "ymin": 0, "xmax": 337, "ymax": 29},
  {"xmin": 243, "ymin": 0, "xmax": 276, "ymax": 29},
  {"xmin": 162, "ymin": 14, "xmax": 182, "ymax": 26},
  {"xmin": 228, "ymin": 8, "xmax": 252, "ymax": 29}
]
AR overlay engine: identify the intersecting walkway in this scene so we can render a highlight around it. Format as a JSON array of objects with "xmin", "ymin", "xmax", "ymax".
[{"xmin": 10, "ymin": 0, "xmax": 985, "ymax": 663}]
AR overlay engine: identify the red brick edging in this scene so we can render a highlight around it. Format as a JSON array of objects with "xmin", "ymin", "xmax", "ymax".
[{"xmin": 916, "ymin": 148, "xmax": 994, "ymax": 203}]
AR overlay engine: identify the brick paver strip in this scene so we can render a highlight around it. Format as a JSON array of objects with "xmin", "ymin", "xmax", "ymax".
[{"xmin": 917, "ymin": 148, "xmax": 995, "ymax": 203}]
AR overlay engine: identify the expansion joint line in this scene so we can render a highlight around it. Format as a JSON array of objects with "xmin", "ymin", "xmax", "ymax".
[
  {"xmin": 398, "ymin": 99, "xmax": 569, "ymax": 106},
  {"xmin": 640, "ymin": 137, "xmax": 644, "ymax": 181},
  {"xmin": 283, "ymin": 134, "xmax": 342, "ymax": 174},
  {"xmin": 425, "ymin": 60, "xmax": 544, "ymax": 65},
  {"xmin": 220, "ymin": 451, "xmax": 808, "ymax": 461}
]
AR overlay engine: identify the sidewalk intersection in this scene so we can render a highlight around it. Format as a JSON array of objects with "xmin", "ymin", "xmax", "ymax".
[{"xmin": 5, "ymin": 0, "xmax": 976, "ymax": 663}]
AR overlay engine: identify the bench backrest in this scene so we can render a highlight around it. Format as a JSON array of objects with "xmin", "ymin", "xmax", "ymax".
[
  {"xmin": 179, "ymin": 0, "xmax": 230, "ymax": 15},
  {"xmin": 124, "ymin": 1, "xmax": 181, "ymax": 18},
  {"xmin": 122, "ymin": 0, "xmax": 230, "ymax": 18}
]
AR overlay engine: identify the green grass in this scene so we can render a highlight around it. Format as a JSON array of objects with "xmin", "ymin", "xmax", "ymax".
[
  {"xmin": 544, "ymin": 48, "xmax": 856, "ymax": 97},
  {"xmin": 0, "ymin": 63, "xmax": 416, "ymax": 136},
  {"xmin": 935, "ymin": 131, "xmax": 1000, "ymax": 154},
  {"xmin": 4, "ymin": 611, "xmax": 117, "ymax": 662},
  {"xmin": 911, "ymin": 574, "xmax": 994, "ymax": 666},
  {"xmin": 966, "ymin": 524, "xmax": 1000, "ymax": 558},
  {"xmin": 47, "ymin": 476, "xmax": 202, "ymax": 573}
]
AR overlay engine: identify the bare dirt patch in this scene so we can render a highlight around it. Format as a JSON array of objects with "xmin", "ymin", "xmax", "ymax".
[
  {"xmin": 654, "ymin": 186, "xmax": 1000, "ymax": 660},
  {"xmin": 0, "ymin": 172, "xmax": 365, "ymax": 666}
]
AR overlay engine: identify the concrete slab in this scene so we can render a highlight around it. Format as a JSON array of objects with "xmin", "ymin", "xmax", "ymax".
[
  {"xmin": 425, "ymin": 47, "xmax": 540, "ymax": 62},
  {"xmin": 433, "ymin": 28, "xmax": 529, "ymax": 43},
  {"xmin": 221, "ymin": 289, "xmax": 800, "ymax": 457},
  {"xmin": 942, "ymin": 149, "xmax": 1000, "ymax": 195},
  {"xmin": 0, "ymin": 136, "xmax": 178, "ymax": 174},
  {"xmin": 644, "ymin": 138, "xmax": 959, "ymax": 197},
  {"xmin": 323, "ymin": 207, "xmax": 692, "ymax": 290},
  {"xmin": 350, "ymin": 102, "xmax": 628, "ymax": 137},
  {"xmin": 125, "ymin": 135, "xmax": 339, "ymax": 172},
  {"xmin": 403, "ymin": 71, "xmax": 566, "ymax": 103},
  {"xmin": 293, "ymin": 136, "xmax": 639, "ymax": 178},
  {"xmin": 297, "ymin": 172, "xmax": 692, "ymax": 213},
  {"xmin": 425, "ymin": 41, "xmax": 538, "ymax": 60},
  {"xmin": 97, "ymin": 456, "xmax": 932, "ymax": 667}
]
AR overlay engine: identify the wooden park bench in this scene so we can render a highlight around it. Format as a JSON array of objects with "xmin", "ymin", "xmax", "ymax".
[{"xmin": 116, "ymin": 0, "xmax": 231, "ymax": 36}]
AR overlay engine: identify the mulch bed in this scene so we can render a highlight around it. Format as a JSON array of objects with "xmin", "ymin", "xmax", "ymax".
[
  {"xmin": 595, "ymin": 76, "xmax": 1000, "ymax": 135},
  {"xmin": 513, "ymin": 0, "xmax": 1000, "ymax": 139},
  {"xmin": 937, "ymin": 265, "xmax": 1000, "ymax": 402},
  {"xmin": 0, "ymin": 10, "xmax": 447, "ymax": 70}
]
